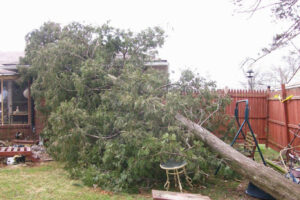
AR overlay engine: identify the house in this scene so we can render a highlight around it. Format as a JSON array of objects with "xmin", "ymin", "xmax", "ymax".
[
  {"xmin": 0, "ymin": 63, "xmax": 35, "ymax": 140},
  {"xmin": 144, "ymin": 60, "xmax": 169, "ymax": 74},
  {"xmin": 0, "ymin": 57, "xmax": 169, "ymax": 141}
]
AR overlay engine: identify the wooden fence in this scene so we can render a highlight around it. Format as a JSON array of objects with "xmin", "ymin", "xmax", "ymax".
[
  {"xmin": 225, "ymin": 89, "xmax": 268, "ymax": 144},
  {"xmin": 225, "ymin": 85, "xmax": 300, "ymax": 152},
  {"xmin": 268, "ymin": 85, "xmax": 300, "ymax": 151}
]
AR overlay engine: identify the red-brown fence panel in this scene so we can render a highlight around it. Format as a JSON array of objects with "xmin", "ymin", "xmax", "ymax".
[
  {"xmin": 225, "ymin": 89, "xmax": 268, "ymax": 144},
  {"xmin": 222, "ymin": 86, "xmax": 300, "ymax": 152},
  {"xmin": 268, "ymin": 86, "xmax": 300, "ymax": 151}
]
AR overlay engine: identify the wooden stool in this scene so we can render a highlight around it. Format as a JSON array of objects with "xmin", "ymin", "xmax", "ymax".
[{"xmin": 160, "ymin": 160, "xmax": 193, "ymax": 192}]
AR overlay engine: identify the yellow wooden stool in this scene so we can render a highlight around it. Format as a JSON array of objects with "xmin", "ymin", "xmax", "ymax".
[{"xmin": 160, "ymin": 160, "xmax": 193, "ymax": 192}]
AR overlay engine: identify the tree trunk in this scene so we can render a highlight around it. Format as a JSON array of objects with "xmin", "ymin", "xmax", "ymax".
[{"xmin": 175, "ymin": 114, "xmax": 300, "ymax": 200}]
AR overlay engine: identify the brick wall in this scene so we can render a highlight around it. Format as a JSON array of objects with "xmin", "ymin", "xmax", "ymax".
[{"xmin": 0, "ymin": 124, "xmax": 33, "ymax": 140}]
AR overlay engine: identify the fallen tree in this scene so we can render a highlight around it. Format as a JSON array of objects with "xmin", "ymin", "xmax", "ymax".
[
  {"xmin": 176, "ymin": 113, "xmax": 300, "ymax": 200},
  {"xmin": 21, "ymin": 22, "xmax": 243, "ymax": 191}
]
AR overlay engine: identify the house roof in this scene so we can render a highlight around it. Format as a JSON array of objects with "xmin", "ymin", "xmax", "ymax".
[
  {"xmin": 144, "ymin": 60, "xmax": 169, "ymax": 67},
  {"xmin": 0, "ymin": 69, "xmax": 17, "ymax": 76},
  {"xmin": 0, "ymin": 63, "xmax": 19, "ymax": 78},
  {"xmin": 0, "ymin": 51, "xmax": 169, "ymax": 77},
  {"xmin": 0, "ymin": 52, "xmax": 24, "ymax": 78},
  {"xmin": 144, "ymin": 60, "xmax": 169, "ymax": 73}
]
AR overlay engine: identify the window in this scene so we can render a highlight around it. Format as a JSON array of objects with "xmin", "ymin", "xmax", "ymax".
[{"xmin": 0, "ymin": 80, "xmax": 29, "ymax": 125}]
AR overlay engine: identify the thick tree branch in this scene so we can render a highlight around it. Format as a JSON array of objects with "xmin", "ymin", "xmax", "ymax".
[
  {"xmin": 155, "ymin": 83, "xmax": 180, "ymax": 91},
  {"xmin": 175, "ymin": 113, "xmax": 300, "ymax": 200},
  {"xmin": 85, "ymin": 132, "xmax": 121, "ymax": 140}
]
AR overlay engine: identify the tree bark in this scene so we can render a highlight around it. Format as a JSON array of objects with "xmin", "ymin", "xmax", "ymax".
[{"xmin": 175, "ymin": 113, "xmax": 300, "ymax": 200}]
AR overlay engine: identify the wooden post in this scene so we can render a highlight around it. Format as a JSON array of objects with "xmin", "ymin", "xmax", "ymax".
[
  {"xmin": 281, "ymin": 84, "xmax": 291, "ymax": 145},
  {"xmin": 1, "ymin": 79, "xmax": 3, "ymax": 125},
  {"xmin": 266, "ymin": 86, "xmax": 270, "ymax": 148},
  {"xmin": 27, "ymin": 81, "xmax": 31, "ymax": 125},
  {"xmin": 175, "ymin": 114, "xmax": 300, "ymax": 200},
  {"xmin": 7, "ymin": 81, "xmax": 12, "ymax": 117}
]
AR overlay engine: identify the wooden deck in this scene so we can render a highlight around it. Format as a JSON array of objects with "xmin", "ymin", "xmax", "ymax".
[
  {"xmin": 0, "ymin": 146, "xmax": 38, "ymax": 162},
  {"xmin": 152, "ymin": 190, "xmax": 211, "ymax": 200}
]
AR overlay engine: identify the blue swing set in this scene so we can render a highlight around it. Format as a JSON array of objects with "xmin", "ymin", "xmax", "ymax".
[{"xmin": 216, "ymin": 99, "xmax": 275, "ymax": 200}]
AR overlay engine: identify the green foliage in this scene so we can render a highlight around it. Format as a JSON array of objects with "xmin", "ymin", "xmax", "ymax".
[{"xmin": 21, "ymin": 22, "xmax": 235, "ymax": 191}]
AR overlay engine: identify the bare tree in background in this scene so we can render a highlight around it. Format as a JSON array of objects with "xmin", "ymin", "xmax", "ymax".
[
  {"xmin": 234, "ymin": 0, "xmax": 300, "ymax": 84},
  {"xmin": 240, "ymin": 70, "xmax": 272, "ymax": 90},
  {"xmin": 273, "ymin": 52, "xmax": 300, "ymax": 84},
  {"xmin": 240, "ymin": 51, "xmax": 300, "ymax": 89}
]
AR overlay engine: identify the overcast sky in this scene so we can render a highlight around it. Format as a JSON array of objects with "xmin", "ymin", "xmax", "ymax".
[{"xmin": 0, "ymin": 0, "xmax": 287, "ymax": 88}]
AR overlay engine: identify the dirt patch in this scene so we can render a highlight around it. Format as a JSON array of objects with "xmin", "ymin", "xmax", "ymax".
[{"xmin": 233, "ymin": 181, "xmax": 258, "ymax": 200}]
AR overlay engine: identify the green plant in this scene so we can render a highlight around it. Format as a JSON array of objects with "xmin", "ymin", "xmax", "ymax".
[{"xmin": 20, "ymin": 22, "xmax": 235, "ymax": 191}]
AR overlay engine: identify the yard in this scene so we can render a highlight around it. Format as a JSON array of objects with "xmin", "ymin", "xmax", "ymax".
[
  {"xmin": 0, "ymin": 162, "xmax": 150, "ymax": 200},
  {"xmin": 0, "ymin": 145, "xmax": 279, "ymax": 200}
]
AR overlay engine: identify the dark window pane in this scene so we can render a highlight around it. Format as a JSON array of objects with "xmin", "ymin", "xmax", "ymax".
[{"xmin": 2, "ymin": 80, "xmax": 28, "ymax": 124}]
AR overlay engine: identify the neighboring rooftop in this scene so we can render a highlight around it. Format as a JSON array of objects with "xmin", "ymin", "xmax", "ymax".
[
  {"xmin": 144, "ymin": 60, "xmax": 169, "ymax": 73},
  {"xmin": 0, "ymin": 68, "xmax": 17, "ymax": 76},
  {"xmin": 0, "ymin": 51, "xmax": 168, "ymax": 76},
  {"xmin": 0, "ymin": 51, "xmax": 21, "ymax": 77},
  {"xmin": 144, "ymin": 60, "xmax": 169, "ymax": 66},
  {"xmin": 0, "ymin": 63, "xmax": 18, "ymax": 77}
]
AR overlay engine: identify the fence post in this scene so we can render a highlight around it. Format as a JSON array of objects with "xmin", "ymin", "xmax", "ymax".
[
  {"xmin": 281, "ymin": 84, "xmax": 291, "ymax": 145},
  {"xmin": 266, "ymin": 86, "xmax": 270, "ymax": 148}
]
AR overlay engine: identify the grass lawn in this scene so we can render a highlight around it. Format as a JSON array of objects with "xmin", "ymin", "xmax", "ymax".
[
  {"xmin": 0, "ymin": 162, "xmax": 151, "ymax": 200},
  {"xmin": 255, "ymin": 144, "xmax": 279, "ymax": 162},
  {"xmin": 0, "ymin": 161, "xmax": 256, "ymax": 200},
  {"xmin": 0, "ymin": 145, "xmax": 279, "ymax": 200}
]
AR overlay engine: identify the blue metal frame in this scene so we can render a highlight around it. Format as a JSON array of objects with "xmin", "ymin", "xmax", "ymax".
[
  {"xmin": 215, "ymin": 99, "xmax": 266, "ymax": 175},
  {"xmin": 215, "ymin": 100, "xmax": 275, "ymax": 199},
  {"xmin": 231, "ymin": 100, "xmax": 266, "ymax": 166}
]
